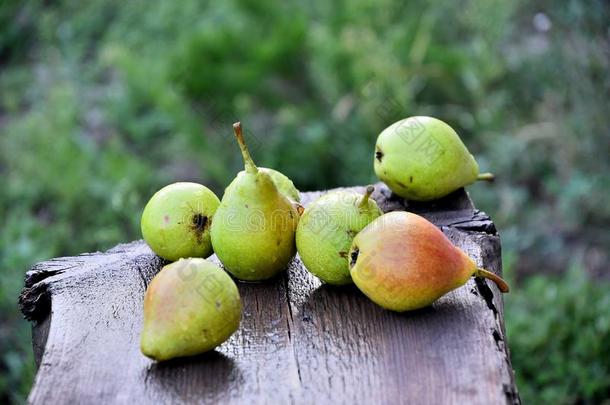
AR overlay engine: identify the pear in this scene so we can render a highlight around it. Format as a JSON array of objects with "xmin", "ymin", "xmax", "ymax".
[
  {"xmin": 141, "ymin": 182, "xmax": 220, "ymax": 261},
  {"xmin": 260, "ymin": 167, "xmax": 304, "ymax": 216},
  {"xmin": 349, "ymin": 211, "xmax": 508, "ymax": 312},
  {"xmin": 296, "ymin": 186, "xmax": 382, "ymax": 285},
  {"xmin": 260, "ymin": 168, "xmax": 301, "ymax": 203},
  {"xmin": 210, "ymin": 122, "xmax": 299, "ymax": 281},
  {"xmin": 374, "ymin": 116, "xmax": 494, "ymax": 201},
  {"xmin": 140, "ymin": 258, "xmax": 241, "ymax": 361}
]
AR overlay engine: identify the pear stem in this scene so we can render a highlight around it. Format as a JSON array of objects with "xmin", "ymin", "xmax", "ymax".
[
  {"xmin": 233, "ymin": 122, "xmax": 258, "ymax": 174},
  {"xmin": 474, "ymin": 268, "xmax": 510, "ymax": 293},
  {"xmin": 358, "ymin": 185, "xmax": 375, "ymax": 208},
  {"xmin": 477, "ymin": 172, "xmax": 495, "ymax": 182}
]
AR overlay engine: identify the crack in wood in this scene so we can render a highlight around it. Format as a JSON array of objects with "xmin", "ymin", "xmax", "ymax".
[
  {"xmin": 19, "ymin": 282, "xmax": 51, "ymax": 323},
  {"xmin": 25, "ymin": 264, "xmax": 78, "ymax": 288},
  {"xmin": 282, "ymin": 272, "xmax": 303, "ymax": 385},
  {"xmin": 474, "ymin": 277, "xmax": 499, "ymax": 316},
  {"xmin": 135, "ymin": 263, "xmax": 149, "ymax": 291}
]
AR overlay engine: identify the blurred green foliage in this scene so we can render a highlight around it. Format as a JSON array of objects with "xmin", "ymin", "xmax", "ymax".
[
  {"xmin": 0, "ymin": 0, "xmax": 608, "ymax": 403},
  {"xmin": 506, "ymin": 264, "xmax": 610, "ymax": 404}
]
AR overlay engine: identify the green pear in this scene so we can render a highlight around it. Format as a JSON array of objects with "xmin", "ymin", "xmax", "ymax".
[
  {"xmin": 140, "ymin": 258, "xmax": 241, "ymax": 361},
  {"xmin": 260, "ymin": 168, "xmax": 301, "ymax": 203},
  {"xmin": 349, "ymin": 211, "xmax": 509, "ymax": 312},
  {"xmin": 374, "ymin": 116, "xmax": 494, "ymax": 201},
  {"xmin": 210, "ymin": 122, "xmax": 299, "ymax": 281},
  {"xmin": 141, "ymin": 182, "xmax": 220, "ymax": 261},
  {"xmin": 296, "ymin": 186, "xmax": 382, "ymax": 285}
]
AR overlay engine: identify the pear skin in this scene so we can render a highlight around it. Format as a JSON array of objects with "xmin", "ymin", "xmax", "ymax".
[
  {"xmin": 140, "ymin": 258, "xmax": 241, "ymax": 361},
  {"xmin": 349, "ymin": 211, "xmax": 508, "ymax": 312},
  {"xmin": 296, "ymin": 186, "xmax": 381, "ymax": 285},
  {"xmin": 141, "ymin": 182, "xmax": 220, "ymax": 261},
  {"xmin": 210, "ymin": 122, "xmax": 299, "ymax": 281},
  {"xmin": 374, "ymin": 116, "xmax": 494, "ymax": 201}
]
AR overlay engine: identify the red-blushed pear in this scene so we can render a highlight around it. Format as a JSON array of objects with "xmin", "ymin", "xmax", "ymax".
[
  {"xmin": 348, "ymin": 211, "xmax": 508, "ymax": 312},
  {"xmin": 140, "ymin": 258, "xmax": 241, "ymax": 361}
]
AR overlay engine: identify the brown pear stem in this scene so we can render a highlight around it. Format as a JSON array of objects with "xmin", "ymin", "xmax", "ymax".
[
  {"xmin": 233, "ymin": 122, "xmax": 258, "ymax": 174},
  {"xmin": 358, "ymin": 185, "xmax": 375, "ymax": 209},
  {"xmin": 477, "ymin": 172, "xmax": 495, "ymax": 182},
  {"xmin": 474, "ymin": 268, "xmax": 509, "ymax": 293}
]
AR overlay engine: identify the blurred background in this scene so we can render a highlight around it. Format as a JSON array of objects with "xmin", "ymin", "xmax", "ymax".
[{"xmin": 1, "ymin": 0, "xmax": 609, "ymax": 403}]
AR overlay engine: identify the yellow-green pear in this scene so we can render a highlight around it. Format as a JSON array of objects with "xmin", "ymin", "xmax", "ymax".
[
  {"xmin": 210, "ymin": 122, "xmax": 299, "ymax": 281},
  {"xmin": 349, "ymin": 211, "xmax": 509, "ymax": 312},
  {"xmin": 140, "ymin": 258, "xmax": 241, "ymax": 361},
  {"xmin": 296, "ymin": 186, "xmax": 381, "ymax": 285},
  {"xmin": 260, "ymin": 168, "xmax": 301, "ymax": 203},
  {"xmin": 374, "ymin": 116, "xmax": 494, "ymax": 201},
  {"xmin": 141, "ymin": 182, "xmax": 220, "ymax": 261}
]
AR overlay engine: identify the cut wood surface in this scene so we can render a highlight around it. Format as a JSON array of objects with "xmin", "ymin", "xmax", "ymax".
[{"xmin": 19, "ymin": 183, "xmax": 520, "ymax": 404}]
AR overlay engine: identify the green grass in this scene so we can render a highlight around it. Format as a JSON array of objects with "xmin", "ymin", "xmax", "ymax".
[{"xmin": 1, "ymin": 0, "xmax": 609, "ymax": 403}]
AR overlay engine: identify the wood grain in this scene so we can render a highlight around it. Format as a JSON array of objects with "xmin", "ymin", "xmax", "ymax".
[{"xmin": 19, "ymin": 183, "xmax": 520, "ymax": 404}]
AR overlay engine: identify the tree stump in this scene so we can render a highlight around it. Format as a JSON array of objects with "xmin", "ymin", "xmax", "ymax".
[{"xmin": 19, "ymin": 183, "xmax": 520, "ymax": 404}]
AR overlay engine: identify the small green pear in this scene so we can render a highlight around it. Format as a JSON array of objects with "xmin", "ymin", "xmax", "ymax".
[
  {"xmin": 349, "ymin": 211, "xmax": 509, "ymax": 312},
  {"xmin": 296, "ymin": 186, "xmax": 382, "ymax": 285},
  {"xmin": 374, "ymin": 116, "xmax": 494, "ymax": 201},
  {"xmin": 260, "ymin": 168, "xmax": 301, "ymax": 203},
  {"xmin": 140, "ymin": 258, "xmax": 241, "ymax": 361},
  {"xmin": 210, "ymin": 122, "xmax": 299, "ymax": 281},
  {"xmin": 141, "ymin": 182, "xmax": 220, "ymax": 261}
]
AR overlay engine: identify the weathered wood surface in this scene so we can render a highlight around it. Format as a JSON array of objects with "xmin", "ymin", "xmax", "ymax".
[{"xmin": 19, "ymin": 183, "xmax": 520, "ymax": 404}]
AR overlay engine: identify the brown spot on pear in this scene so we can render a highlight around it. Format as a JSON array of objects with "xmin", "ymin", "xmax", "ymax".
[
  {"xmin": 348, "ymin": 211, "xmax": 508, "ymax": 312},
  {"xmin": 140, "ymin": 258, "xmax": 241, "ymax": 361}
]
